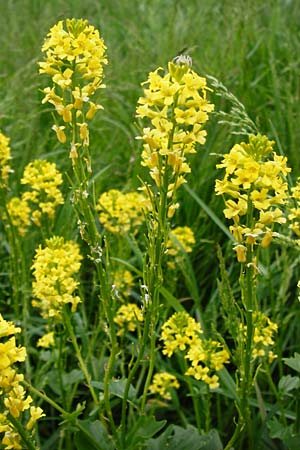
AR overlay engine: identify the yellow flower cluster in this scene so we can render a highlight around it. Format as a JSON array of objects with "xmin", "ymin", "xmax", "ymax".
[
  {"xmin": 0, "ymin": 314, "xmax": 44, "ymax": 449},
  {"xmin": 149, "ymin": 372, "xmax": 180, "ymax": 400},
  {"xmin": 215, "ymin": 134, "xmax": 291, "ymax": 259},
  {"xmin": 31, "ymin": 236, "xmax": 82, "ymax": 320},
  {"xmin": 161, "ymin": 312, "xmax": 229, "ymax": 389},
  {"xmin": 97, "ymin": 189, "xmax": 149, "ymax": 234},
  {"xmin": 288, "ymin": 178, "xmax": 300, "ymax": 236},
  {"xmin": 39, "ymin": 18, "xmax": 107, "ymax": 148},
  {"xmin": 21, "ymin": 160, "xmax": 64, "ymax": 226},
  {"xmin": 6, "ymin": 197, "xmax": 31, "ymax": 236},
  {"xmin": 167, "ymin": 226, "xmax": 195, "ymax": 258},
  {"xmin": 5, "ymin": 160, "xmax": 64, "ymax": 235},
  {"xmin": 0, "ymin": 131, "xmax": 12, "ymax": 189},
  {"xmin": 241, "ymin": 312, "xmax": 278, "ymax": 362},
  {"xmin": 113, "ymin": 303, "xmax": 143, "ymax": 336},
  {"xmin": 136, "ymin": 58, "xmax": 213, "ymax": 199}
]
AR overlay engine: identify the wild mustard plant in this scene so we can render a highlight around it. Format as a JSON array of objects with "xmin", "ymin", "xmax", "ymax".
[
  {"xmin": 116, "ymin": 57, "xmax": 214, "ymax": 443},
  {"xmin": 0, "ymin": 314, "xmax": 44, "ymax": 450},
  {"xmin": 215, "ymin": 133, "xmax": 290, "ymax": 447},
  {"xmin": 39, "ymin": 19, "xmax": 123, "ymax": 441}
]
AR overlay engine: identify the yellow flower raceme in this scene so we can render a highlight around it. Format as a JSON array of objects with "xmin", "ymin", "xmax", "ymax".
[
  {"xmin": 149, "ymin": 372, "xmax": 180, "ymax": 400},
  {"xmin": 39, "ymin": 18, "xmax": 107, "ymax": 150},
  {"xmin": 0, "ymin": 314, "xmax": 45, "ymax": 448},
  {"xmin": 6, "ymin": 197, "xmax": 31, "ymax": 236},
  {"xmin": 0, "ymin": 131, "xmax": 12, "ymax": 189},
  {"xmin": 215, "ymin": 134, "xmax": 291, "ymax": 255},
  {"xmin": 21, "ymin": 159, "xmax": 64, "ymax": 226},
  {"xmin": 136, "ymin": 59, "xmax": 213, "ymax": 201},
  {"xmin": 97, "ymin": 189, "xmax": 149, "ymax": 234},
  {"xmin": 31, "ymin": 236, "xmax": 82, "ymax": 320},
  {"xmin": 240, "ymin": 312, "xmax": 278, "ymax": 362},
  {"xmin": 161, "ymin": 312, "xmax": 229, "ymax": 389},
  {"xmin": 114, "ymin": 303, "xmax": 143, "ymax": 336},
  {"xmin": 167, "ymin": 226, "xmax": 195, "ymax": 256}
]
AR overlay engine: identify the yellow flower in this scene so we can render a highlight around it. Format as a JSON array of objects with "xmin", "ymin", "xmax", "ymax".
[
  {"xmin": 240, "ymin": 311, "xmax": 277, "ymax": 361},
  {"xmin": 0, "ymin": 131, "xmax": 12, "ymax": 189},
  {"xmin": 31, "ymin": 236, "xmax": 82, "ymax": 319},
  {"xmin": 136, "ymin": 59, "xmax": 213, "ymax": 197},
  {"xmin": 97, "ymin": 189, "xmax": 149, "ymax": 234},
  {"xmin": 215, "ymin": 134, "xmax": 291, "ymax": 253},
  {"xmin": 114, "ymin": 303, "xmax": 143, "ymax": 336},
  {"xmin": 149, "ymin": 372, "xmax": 179, "ymax": 400},
  {"xmin": 26, "ymin": 406, "xmax": 45, "ymax": 431},
  {"xmin": 37, "ymin": 331, "xmax": 55, "ymax": 348},
  {"xmin": 21, "ymin": 159, "xmax": 64, "ymax": 226},
  {"xmin": 39, "ymin": 18, "xmax": 107, "ymax": 145},
  {"xmin": 0, "ymin": 315, "xmax": 44, "ymax": 446},
  {"xmin": 5, "ymin": 197, "xmax": 31, "ymax": 236},
  {"xmin": 161, "ymin": 312, "xmax": 202, "ymax": 357}
]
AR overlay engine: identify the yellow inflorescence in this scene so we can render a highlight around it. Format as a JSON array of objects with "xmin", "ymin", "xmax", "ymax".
[
  {"xmin": 21, "ymin": 160, "xmax": 64, "ymax": 227},
  {"xmin": 136, "ymin": 59, "xmax": 214, "ymax": 199},
  {"xmin": 31, "ymin": 236, "xmax": 82, "ymax": 320},
  {"xmin": 149, "ymin": 372, "xmax": 180, "ymax": 400},
  {"xmin": 39, "ymin": 18, "xmax": 107, "ymax": 149},
  {"xmin": 215, "ymin": 134, "xmax": 291, "ymax": 258},
  {"xmin": 0, "ymin": 131, "xmax": 12, "ymax": 189},
  {"xmin": 241, "ymin": 311, "xmax": 278, "ymax": 362},
  {"xmin": 6, "ymin": 197, "xmax": 31, "ymax": 236},
  {"xmin": 167, "ymin": 226, "xmax": 195, "ymax": 256},
  {"xmin": 113, "ymin": 303, "xmax": 144, "ymax": 336},
  {"xmin": 0, "ymin": 314, "xmax": 45, "ymax": 449},
  {"xmin": 97, "ymin": 189, "xmax": 149, "ymax": 234},
  {"xmin": 161, "ymin": 312, "xmax": 229, "ymax": 389}
]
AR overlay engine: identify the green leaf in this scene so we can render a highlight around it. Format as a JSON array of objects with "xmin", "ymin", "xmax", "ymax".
[
  {"xmin": 127, "ymin": 415, "xmax": 166, "ymax": 447},
  {"xmin": 159, "ymin": 286, "xmax": 185, "ymax": 312},
  {"xmin": 283, "ymin": 353, "xmax": 300, "ymax": 373},
  {"xmin": 62, "ymin": 369, "xmax": 84, "ymax": 386},
  {"xmin": 91, "ymin": 378, "xmax": 137, "ymax": 404},
  {"xmin": 147, "ymin": 426, "xmax": 223, "ymax": 450},
  {"xmin": 267, "ymin": 418, "xmax": 292, "ymax": 440},
  {"xmin": 109, "ymin": 378, "xmax": 137, "ymax": 402},
  {"xmin": 217, "ymin": 368, "xmax": 240, "ymax": 403},
  {"xmin": 74, "ymin": 420, "xmax": 114, "ymax": 450},
  {"xmin": 278, "ymin": 375, "xmax": 300, "ymax": 394}
]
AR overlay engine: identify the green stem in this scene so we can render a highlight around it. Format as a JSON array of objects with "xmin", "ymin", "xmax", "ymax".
[
  {"xmin": 8, "ymin": 414, "xmax": 38, "ymax": 450},
  {"xmin": 62, "ymin": 307, "xmax": 99, "ymax": 407}
]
